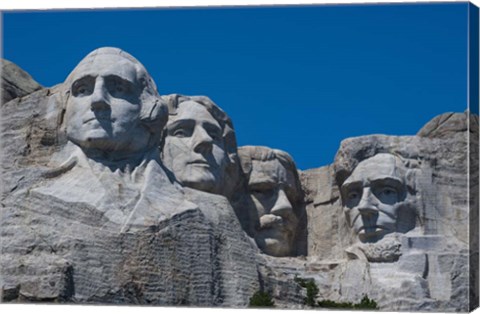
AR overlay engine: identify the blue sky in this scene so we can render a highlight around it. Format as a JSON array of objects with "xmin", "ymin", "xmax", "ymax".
[{"xmin": 2, "ymin": 3, "xmax": 470, "ymax": 170}]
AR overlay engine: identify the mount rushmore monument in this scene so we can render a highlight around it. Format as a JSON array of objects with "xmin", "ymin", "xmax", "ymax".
[{"xmin": 0, "ymin": 47, "xmax": 478, "ymax": 311}]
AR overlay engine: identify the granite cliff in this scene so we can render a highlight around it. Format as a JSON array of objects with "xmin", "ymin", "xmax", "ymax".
[{"xmin": 0, "ymin": 51, "xmax": 477, "ymax": 311}]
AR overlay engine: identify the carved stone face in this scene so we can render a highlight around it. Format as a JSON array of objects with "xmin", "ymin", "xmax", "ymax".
[
  {"xmin": 248, "ymin": 159, "xmax": 299, "ymax": 257},
  {"xmin": 162, "ymin": 101, "xmax": 229, "ymax": 194},
  {"xmin": 65, "ymin": 54, "xmax": 150, "ymax": 154},
  {"xmin": 341, "ymin": 153, "xmax": 409, "ymax": 243}
]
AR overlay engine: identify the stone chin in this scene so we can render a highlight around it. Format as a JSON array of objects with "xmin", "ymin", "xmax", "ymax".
[
  {"xmin": 352, "ymin": 208, "xmax": 400, "ymax": 243},
  {"xmin": 68, "ymin": 130, "xmax": 133, "ymax": 153},
  {"xmin": 66, "ymin": 119, "xmax": 143, "ymax": 153},
  {"xmin": 356, "ymin": 225, "xmax": 393, "ymax": 243},
  {"xmin": 255, "ymin": 227, "xmax": 292, "ymax": 257},
  {"xmin": 180, "ymin": 165, "xmax": 222, "ymax": 194}
]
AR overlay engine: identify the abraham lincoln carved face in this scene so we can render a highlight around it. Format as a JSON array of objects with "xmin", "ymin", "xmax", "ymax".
[{"xmin": 341, "ymin": 153, "xmax": 417, "ymax": 243}]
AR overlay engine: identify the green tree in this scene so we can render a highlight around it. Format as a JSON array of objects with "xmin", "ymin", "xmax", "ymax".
[
  {"xmin": 317, "ymin": 295, "xmax": 378, "ymax": 310},
  {"xmin": 248, "ymin": 290, "xmax": 275, "ymax": 307},
  {"xmin": 294, "ymin": 276, "xmax": 319, "ymax": 307},
  {"xmin": 354, "ymin": 296, "xmax": 378, "ymax": 309}
]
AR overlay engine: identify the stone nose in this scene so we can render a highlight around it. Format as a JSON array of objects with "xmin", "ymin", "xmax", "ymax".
[
  {"xmin": 192, "ymin": 127, "xmax": 213, "ymax": 153},
  {"xmin": 357, "ymin": 187, "xmax": 378, "ymax": 217},
  {"xmin": 270, "ymin": 188, "xmax": 294, "ymax": 219},
  {"xmin": 90, "ymin": 78, "xmax": 110, "ymax": 111}
]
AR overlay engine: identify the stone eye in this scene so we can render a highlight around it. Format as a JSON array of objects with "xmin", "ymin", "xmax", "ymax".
[
  {"xmin": 107, "ymin": 77, "xmax": 132, "ymax": 96},
  {"xmin": 374, "ymin": 186, "xmax": 400, "ymax": 205},
  {"xmin": 204, "ymin": 125, "xmax": 222, "ymax": 141},
  {"xmin": 251, "ymin": 188, "xmax": 275, "ymax": 199},
  {"xmin": 347, "ymin": 191, "xmax": 359, "ymax": 200},
  {"xmin": 173, "ymin": 128, "xmax": 189, "ymax": 137},
  {"xmin": 380, "ymin": 187, "xmax": 397, "ymax": 197},
  {"xmin": 209, "ymin": 131, "xmax": 221, "ymax": 141},
  {"xmin": 72, "ymin": 77, "xmax": 94, "ymax": 97},
  {"xmin": 73, "ymin": 84, "xmax": 91, "ymax": 96}
]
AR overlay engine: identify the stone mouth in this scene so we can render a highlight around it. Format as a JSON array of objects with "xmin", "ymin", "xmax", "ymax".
[
  {"xmin": 84, "ymin": 117, "xmax": 114, "ymax": 123},
  {"xmin": 258, "ymin": 214, "xmax": 294, "ymax": 234},
  {"xmin": 357, "ymin": 225, "xmax": 388, "ymax": 236},
  {"xmin": 187, "ymin": 160, "xmax": 210, "ymax": 166}
]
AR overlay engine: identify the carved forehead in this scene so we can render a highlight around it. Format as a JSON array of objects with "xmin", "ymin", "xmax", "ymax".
[
  {"xmin": 65, "ymin": 48, "xmax": 149, "ymax": 86},
  {"xmin": 249, "ymin": 159, "xmax": 296, "ymax": 187},
  {"xmin": 344, "ymin": 153, "xmax": 406, "ymax": 185},
  {"xmin": 168, "ymin": 100, "xmax": 220, "ymax": 126},
  {"xmin": 67, "ymin": 55, "xmax": 138, "ymax": 84}
]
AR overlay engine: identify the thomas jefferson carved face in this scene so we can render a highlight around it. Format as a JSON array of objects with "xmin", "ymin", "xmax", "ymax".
[
  {"xmin": 341, "ymin": 153, "xmax": 415, "ymax": 243},
  {"xmin": 65, "ymin": 53, "xmax": 150, "ymax": 155},
  {"xmin": 248, "ymin": 158, "xmax": 299, "ymax": 257},
  {"xmin": 162, "ymin": 100, "xmax": 229, "ymax": 194}
]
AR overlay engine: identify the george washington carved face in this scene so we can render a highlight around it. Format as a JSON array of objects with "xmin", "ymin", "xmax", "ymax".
[{"xmin": 64, "ymin": 48, "xmax": 164, "ymax": 156}]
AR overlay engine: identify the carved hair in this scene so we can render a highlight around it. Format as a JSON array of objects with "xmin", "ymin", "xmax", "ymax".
[
  {"xmin": 238, "ymin": 145, "xmax": 303, "ymax": 203},
  {"xmin": 338, "ymin": 152, "xmax": 417, "ymax": 195},
  {"xmin": 63, "ymin": 47, "xmax": 157, "ymax": 96}
]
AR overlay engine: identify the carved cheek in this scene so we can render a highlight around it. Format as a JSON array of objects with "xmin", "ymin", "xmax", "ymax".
[
  {"xmin": 210, "ymin": 145, "xmax": 227, "ymax": 169},
  {"xmin": 66, "ymin": 98, "xmax": 89, "ymax": 133},
  {"xmin": 163, "ymin": 138, "xmax": 185, "ymax": 171},
  {"xmin": 378, "ymin": 203, "xmax": 400, "ymax": 220},
  {"xmin": 343, "ymin": 207, "xmax": 356, "ymax": 228},
  {"xmin": 251, "ymin": 196, "xmax": 264, "ymax": 214},
  {"xmin": 173, "ymin": 140, "xmax": 191, "ymax": 166},
  {"xmin": 251, "ymin": 194, "xmax": 271, "ymax": 217}
]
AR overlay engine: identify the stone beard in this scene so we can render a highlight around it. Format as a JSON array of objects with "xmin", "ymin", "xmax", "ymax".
[
  {"xmin": 239, "ymin": 146, "xmax": 300, "ymax": 257},
  {"xmin": 340, "ymin": 153, "xmax": 417, "ymax": 243}
]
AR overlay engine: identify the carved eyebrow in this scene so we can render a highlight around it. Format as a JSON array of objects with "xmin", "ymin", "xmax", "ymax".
[
  {"xmin": 370, "ymin": 177, "xmax": 403, "ymax": 189},
  {"xmin": 166, "ymin": 119, "xmax": 195, "ymax": 131},
  {"xmin": 71, "ymin": 75, "xmax": 94, "ymax": 89},
  {"xmin": 341, "ymin": 180, "xmax": 362, "ymax": 192},
  {"xmin": 202, "ymin": 121, "xmax": 222, "ymax": 135},
  {"xmin": 283, "ymin": 184, "xmax": 298, "ymax": 201},
  {"xmin": 203, "ymin": 120, "xmax": 221, "ymax": 129},
  {"xmin": 248, "ymin": 180, "xmax": 276, "ymax": 191},
  {"xmin": 104, "ymin": 74, "xmax": 136, "ymax": 86}
]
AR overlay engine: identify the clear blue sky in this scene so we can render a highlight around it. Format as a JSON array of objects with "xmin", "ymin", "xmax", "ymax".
[{"xmin": 2, "ymin": 3, "xmax": 470, "ymax": 170}]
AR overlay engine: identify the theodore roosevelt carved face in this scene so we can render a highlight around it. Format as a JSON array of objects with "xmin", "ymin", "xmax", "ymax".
[
  {"xmin": 341, "ymin": 153, "xmax": 416, "ymax": 243},
  {"xmin": 239, "ymin": 146, "xmax": 301, "ymax": 257}
]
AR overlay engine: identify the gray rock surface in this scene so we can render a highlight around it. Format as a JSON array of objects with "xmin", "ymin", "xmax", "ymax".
[
  {"xmin": 161, "ymin": 94, "xmax": 240, "ymax": 198},
  {"xmin": 0, "ymin": 49, "xmax": 476, "ymax": 312},
  {"xmin": 237, "ymin": 146, "xmax": 304, "ymax": 257},
  {"xmin": 296, "ymin": 112, "xmax": 476, "ymax": 311},
  {"xmin": 1, "ymin": 59, "xmax": 42, "ymax": 104},
  {"xmin": 417, "ymin": 111, "xmax": 477, "ymax": 139},
  {"xmin": 0, "ymin": 48, "xmax": 260, "ymax": 306}
]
